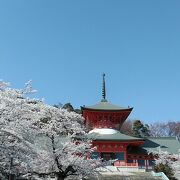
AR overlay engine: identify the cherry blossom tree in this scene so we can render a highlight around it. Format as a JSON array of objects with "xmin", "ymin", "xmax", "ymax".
[
  {"xmin": 120, "ymin": 119, "xmax": 133, "ymax": 135},
  {"xmin": 149, "ymin": 149, "xmax": 180, "ymax": 179},
  {"xmin": 0, "ymin": 80, "xmax": 102, "ymax": 180},
  {"xmin": 0, "ymin": 80, "xmax": 41, "ymax": 178},
  {"xmin": 149, "ymin": 121, "xmax": 180, "ymax": 137}
]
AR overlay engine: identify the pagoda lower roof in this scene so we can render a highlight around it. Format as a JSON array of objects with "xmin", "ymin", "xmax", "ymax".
[
  {"xmin": 81, "ymin": 101, "xmax": 133, "ymax": 111},
  {"xmin": 88, "ymin": 131, "xmax": 144, "ymax": 142}
]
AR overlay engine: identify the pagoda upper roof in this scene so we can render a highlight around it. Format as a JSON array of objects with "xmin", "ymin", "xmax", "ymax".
[
  {"xmin": 82, "ymin": 74, "xmax": 133, "ymax": 111},
  {"xmin": 81, "ymin": 101, "xmax": 133, "ymax": 111}
]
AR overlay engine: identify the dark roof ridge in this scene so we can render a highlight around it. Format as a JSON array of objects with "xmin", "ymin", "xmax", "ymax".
[{"xmin": 145, "ymin": 136, "xmax": 178, "ymax": 139}]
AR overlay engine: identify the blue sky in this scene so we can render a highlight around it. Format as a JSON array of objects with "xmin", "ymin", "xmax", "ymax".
[{"xmin": 0, "ymin": 0, "xmax": 180, "ymax": 123}]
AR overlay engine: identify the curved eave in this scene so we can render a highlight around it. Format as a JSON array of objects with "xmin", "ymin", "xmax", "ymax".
[
  {"xmin": 93, "ymin": 139, "xmax": 144, "ymax": 142},
  {"xmin": 88, "ymin": 132, "xmax": 144, "ymax": 142},
  {"xmin": 93, "ymin": 138, "xmax": 145, "ymax": 146},
  {"xmin": 81, "ymin": 106, "xmax": 133, "ymax": 112}
]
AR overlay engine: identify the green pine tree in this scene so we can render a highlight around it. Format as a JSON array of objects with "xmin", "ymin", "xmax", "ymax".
[{"xmin": 132, "ymin": 120, "xmax": 150, "ymax": 137}]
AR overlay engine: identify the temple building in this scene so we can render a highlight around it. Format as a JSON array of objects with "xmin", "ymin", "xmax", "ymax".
[{"xmin": 81, "ymin": 74, "xmax": 180, "ymax": 170}]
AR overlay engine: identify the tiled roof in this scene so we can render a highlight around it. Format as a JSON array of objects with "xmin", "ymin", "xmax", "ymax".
[
  {"xmin": 82, "ymin": 101, "xmax": 132, "ymax": 111},
  {"xmin": 141, "ymin": 137, "xmax": 180, "ymax": 154},
  {"xmin": 89, "ymin": 133, "xmax": 180, "ymax": 154}
]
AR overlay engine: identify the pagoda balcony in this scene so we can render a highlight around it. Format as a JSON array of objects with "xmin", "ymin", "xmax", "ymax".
[
  {"xmin": 114, "ymin": 161, "xmax": 138, "ymax": 167},
  {"xmin": 114, "ymin": 160, "xmax": 153, "ymax": 170}
]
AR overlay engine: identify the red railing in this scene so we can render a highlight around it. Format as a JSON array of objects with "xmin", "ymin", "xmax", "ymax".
[{"xmin": 114, "ymin": 161, "xmax": 138, "ymax": 167}]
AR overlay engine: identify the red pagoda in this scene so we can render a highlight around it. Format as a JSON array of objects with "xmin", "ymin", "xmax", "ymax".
[{"xmin": 81, "ymin": 74, "xmax": 153, "ymax": 169}]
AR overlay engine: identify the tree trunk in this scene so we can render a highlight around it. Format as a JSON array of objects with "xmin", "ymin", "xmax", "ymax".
[
  {"xmin": 57, "ymin": 174, "xmax": 65, "ymax": 180},
  {"xmin": 57, "ymin": 177, "xmax": 64, "ymax": 180},
  {"xmin": 8, "ymin": 174, "xmax": 15, "ymax": 180}
]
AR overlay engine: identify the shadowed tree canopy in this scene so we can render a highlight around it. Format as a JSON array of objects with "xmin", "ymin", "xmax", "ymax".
[
  {"xmin": 53, "ymin": 103, "xmax": 63, "ymax": 109},
  {"xmin": 62, "ymin": 103, "xmax": 74, "ymax": 112},
  {"xmin": 54, "ymin": 102, "xmax": 82, "ymax": 114}
]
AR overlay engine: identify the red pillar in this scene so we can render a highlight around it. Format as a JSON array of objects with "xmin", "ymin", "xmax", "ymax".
[{"xmin": 124, "ymin": 146, "xmax": 127, "ymax": 163}]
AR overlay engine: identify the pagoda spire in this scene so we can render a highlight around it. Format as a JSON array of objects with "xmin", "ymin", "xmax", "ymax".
[{"xmin": 101, "ymin": 73, "xmax": 107, "ymax": 102}]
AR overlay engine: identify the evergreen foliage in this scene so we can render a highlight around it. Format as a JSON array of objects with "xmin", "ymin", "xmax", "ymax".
[
  {"xmin": 132, "ymin": 120, "xmax": 150, "ymax": 137},
  {"xmin": 62, "ymin": 103, "xmax": 74, "ymax": 112},
  {"xmin": 150, "ymin": 150, "xmax": 180, "ymax": 180},
  {"xmin": 154, "ymin": 162, "xmax": 175, "ymax": 179}
]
